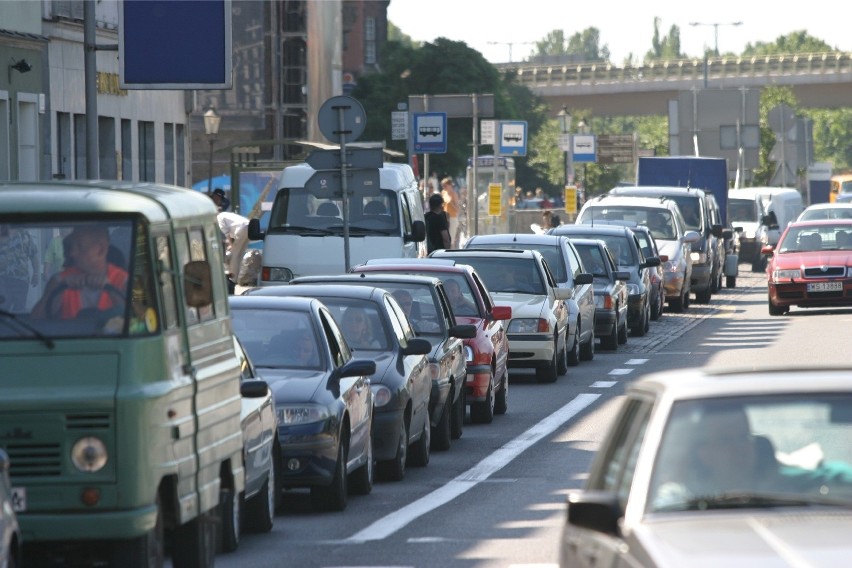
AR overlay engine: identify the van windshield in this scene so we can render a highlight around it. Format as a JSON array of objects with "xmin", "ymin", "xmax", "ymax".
[
  {"xmin": 267, "ymin": 187, "xmax": 399, "ymax": 235},
  {"xmin": 0, "ymin": 218, "xmax": 157, "ymax": 340},
  {"xmin": 729, "ymin": 199, "xmax": 759, "ymax": 223}
]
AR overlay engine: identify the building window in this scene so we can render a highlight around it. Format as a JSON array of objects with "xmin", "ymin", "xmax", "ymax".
[
  {"xmin": 74, "ymin": 113, "xmax": 86, "ymax": 179},
  {"xmin": 56, "ymin": 112, "xmax": 71, "ymax": 180},
  {"xmin": 365, "ymin": 17, "xmax": 376, "ymax": 65},
  {"xmin": 99, "ymin": 116, "xmax": 116, "ymax": 179},
  {"xmin": 175, "ymin": 123, "xmax": 186, "ymax": 187},
  {"xmin": 138, "ymin": 121, "xmax": 155, "ymax": 182},
  {"xmin": 164, "ymin": 123, "xmax": 174, "ymax": 184},
  {"xmin": 0, "ymin": 95, "xmax": 11, "ymax": 180},
  {"xmin": 121, "ymin": 119, "xmax": 132, "ymax": 181}
]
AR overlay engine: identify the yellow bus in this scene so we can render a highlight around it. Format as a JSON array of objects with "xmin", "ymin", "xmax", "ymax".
[{"xmin": 829, "ymin": 173, "xmax": 852, "ymax": 203}]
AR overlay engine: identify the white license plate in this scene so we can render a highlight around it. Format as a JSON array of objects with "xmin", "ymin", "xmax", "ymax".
[
  {"xmin": 807, "ymin": 281, "xmax": 843, "ymax": 292},
  {"xmin": 10, "ymin": 486, "xmax": 26, "ymax": 512}
]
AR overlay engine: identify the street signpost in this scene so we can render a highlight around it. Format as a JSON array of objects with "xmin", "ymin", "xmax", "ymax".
[
  {"xmin": 391, "ymin": 111, "xmax": 408, "ymax": 141},
  {"xmin": 412, "ymin": 112, "xmax": 448, "ymax": 153},
  {"xmin": 572, "ymin": 134, "xmax": 596, "ymax": 163},
  {"xmin": 488, "ymin": 183, "xmax": 502, "ymax": 216},
  {"xmin": 498, "ymin": 121, "xmax": 528, "ymax": 156},
  {"xmin": 597, "ymin": 134, "xmax": 635, "ymax": 165}
]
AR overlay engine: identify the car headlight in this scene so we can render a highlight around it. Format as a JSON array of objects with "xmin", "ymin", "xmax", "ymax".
[
  {"xmin": 662, "ymin": 260, "xmax": 678, "ymax": 273},
  {"xmin": 463, "ymin": 345, "xmax": 474, "ymax": 363},
  {"xmin": 71, "ymin": 437, "xmax": 108, "ymax": 472},
  {"xmin": 772, "ymin": 269, "xmax": 801, "ymax": 280},
  {"xmin": 371, "ymin": 384, "xmax": 393, "ymax": 408},
  {"xmin": 593, "ymin": 294, "xmax": 612, "ymax": 309},
  {"xmin": 690, "ymin": 251, "xmax": 708, "ymax": 264},
  {"xmin": 428, "ymin": 362, "xmax": 441, "ymax": 381},
  {"xmin": 507, "ymin": 318, "xmax": 550, "ymax": 333},
  {"xmin": 263, "ymin": 266, "xmax": 294, "ymax": 282},
  {"xmin": 276, "ymin": 404, "xmax": 331, "ymax": 425},
  {"xmin": 626, "ymin": 283, "xmax": 640, "ymax": 296}
]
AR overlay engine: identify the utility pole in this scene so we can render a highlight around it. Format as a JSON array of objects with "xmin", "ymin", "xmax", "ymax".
[
  {"xmin": 688, "ymin": 21, "xmax": 743, "ymax": 56},
  {"xmin": 487, "ymin": 41, "xmax": 535, "ymax": 63}
]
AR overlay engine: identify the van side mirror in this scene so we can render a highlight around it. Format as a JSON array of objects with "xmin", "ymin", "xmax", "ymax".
[
  {"xmin": 408, "ymin": 219, "xmax": 426, "ymax": 242},
  {"xmin": 248, "ymin": 218, "xmax": 264, "ymax": 240},
  {"xmin": 184, "ymin": 260, "xmax": 213, "ymax": 307}
]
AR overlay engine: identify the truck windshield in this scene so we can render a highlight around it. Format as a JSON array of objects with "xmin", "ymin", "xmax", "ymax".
[
  {"xmin": 267, "ymin": 187, "xmax": 399, "ymax": 235},
  {"xmin": 0, "ymin": 218, "xmax": 158, "ymax": 339}
]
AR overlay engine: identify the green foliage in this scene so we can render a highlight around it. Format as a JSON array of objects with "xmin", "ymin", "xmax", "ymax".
[
  {"xmin": 534, "ymin": 28, "xmax": 610, "ymax": 62},
  {"xmin": 646, "ymin": 18, "xmax": 682, "ymax": 61},
  {"xmin": 743, "ymin": 30, "xmax": 834, "ymax": 56}
]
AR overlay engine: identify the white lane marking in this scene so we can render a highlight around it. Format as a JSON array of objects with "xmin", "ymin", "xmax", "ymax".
[
  {"xmin": 590, "ymin": 380, "xmax": 617, "ymax": 388},
  {"xmin": 625, "ymin": 358, "xmax": 648, "ymax": 365},
  {"xmin": 608, "ymin": 368, "xmax": 633, "ymax": 375},
  {"xmin": 344, "ymin": 393, "xmax": 601, "ymax": 543}
]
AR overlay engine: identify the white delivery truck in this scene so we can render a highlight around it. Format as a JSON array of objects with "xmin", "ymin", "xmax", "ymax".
[
  {"xmin": 729, "ymin": 187, "xmax": 803, "ymax": 271},
  {"xmin": 248, "ymin": 162, "xmax": 427, "ymax": 283}
]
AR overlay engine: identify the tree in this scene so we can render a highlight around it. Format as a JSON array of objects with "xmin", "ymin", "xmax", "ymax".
[
  {"xmin": 534, "ymin": 28, "xmax": 609, "ymax": 62},
  {"xmin": 645, "ymin": 17, "xmax": 682, "ymax": 61},
  {"xmin": 743, "ymin": 30, "xmax": 834, "ymax": 56}
]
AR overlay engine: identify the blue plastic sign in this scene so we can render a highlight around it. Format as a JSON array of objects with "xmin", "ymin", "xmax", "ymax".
[
  {"xmin": 573, "ymin": 134, "xmax": 596, "ymax": 163},
  {"xmin": 498, "ymin": 121, "xmax": 528, "ymax": 156},
  {"xmin": 412, "ymin": 112, "xmax": 447, "ymax": 153}
]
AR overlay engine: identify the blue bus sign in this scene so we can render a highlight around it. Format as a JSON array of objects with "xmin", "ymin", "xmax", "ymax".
[
  {"xmin": 412, "ymin": 112, "xmax": 447, "ymax": 153},
  {"xmin": 498, "ymin": 121, "xmax": 528, "ymax": 156}
]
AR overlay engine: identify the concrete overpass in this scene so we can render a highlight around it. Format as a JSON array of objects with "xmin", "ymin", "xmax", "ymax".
[{"xmin": 498, "ymin": 51, "xmax": 852, "ymax": 116}]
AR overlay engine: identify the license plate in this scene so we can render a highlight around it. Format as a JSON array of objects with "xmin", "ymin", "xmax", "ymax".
[
  {"xmin": 807, "ymin": 281, "xmax": 843, "ymax": 292},
  {"xmin": 10, "ymin": 486, "xmax": 26, "ymax": 512}
]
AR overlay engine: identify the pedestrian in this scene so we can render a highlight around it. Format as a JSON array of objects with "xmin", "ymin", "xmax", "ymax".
[
  {"xmin": 210, "ymin": 188, "xmax": 231, "ymax": 212},
  {"xmin": 441, "ymin": 177, "xmax": 460, "ymax": 247},
  {"xmin": 217, "ymin": 210, "xmax": 250, "ymax": 292},
  {"xmin": 0, "ymin": 225, "xmax": 40, "ymax": 312},
  {"xmin": 424, "ymin": 193, "xmax": 451, "ymax": 253}
]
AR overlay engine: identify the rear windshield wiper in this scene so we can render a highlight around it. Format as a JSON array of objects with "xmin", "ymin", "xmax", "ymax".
[{"xmin": 0, "ymin": 309, "xmax": 55, "ymax": 349}]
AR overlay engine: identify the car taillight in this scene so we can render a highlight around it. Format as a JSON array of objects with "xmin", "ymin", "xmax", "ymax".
[
  {"xmin": 537, "ymin": 319, "xmax": 550, "ymax": 333},
  {"xmin": 603, "ymin": 295, "xmax": 613, "ymax": 309}
]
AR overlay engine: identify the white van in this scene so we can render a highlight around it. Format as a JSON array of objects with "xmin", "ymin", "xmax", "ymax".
[
  {"xmin": 729, "ymin": 187, "xmax": 803, "ymax": 270},
  {"xmin": 248, "ymin": 162, "xmax": 426, "ymax": 283}
]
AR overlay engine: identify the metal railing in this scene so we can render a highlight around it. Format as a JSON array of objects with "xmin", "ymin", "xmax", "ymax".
[{"xmin": 499, "ymin": 52, "xmax": 852, "ymax": 88}]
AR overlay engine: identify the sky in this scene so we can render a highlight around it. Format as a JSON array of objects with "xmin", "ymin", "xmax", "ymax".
[{"xmin": 386, "ymin": 0, "xmax": 851, "ymax": 64}]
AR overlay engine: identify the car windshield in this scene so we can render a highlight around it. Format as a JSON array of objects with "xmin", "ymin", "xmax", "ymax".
[
  {"xmin": 579, "ymin": 207, "xmax": 676, "ymax": 241},
  {"xmin": 648, "ymin": 394, "xmax": 852, "ymax": 513},
  {"xmin": 231, "ymin": 309, "xmax": 324, "ymax": 369},
  {"xmin": 777, "ymin": 225, "xmax": 852, "ymax": 252},
  {"xmin": 447, "ymin": 257, "xmax": 545, "ymax": 295},
  {"xmin": 467, "ymin": 242, "xmax": 567, "ymax": 283}
]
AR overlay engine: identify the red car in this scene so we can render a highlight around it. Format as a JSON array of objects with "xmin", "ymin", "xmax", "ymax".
[
  {"xmin": 764, "ymin": 219, "xmax": 852, "ymax": 315},
  {"xmin": 352, "ymin": 259, "xmax": 512, "ymax": 424}
]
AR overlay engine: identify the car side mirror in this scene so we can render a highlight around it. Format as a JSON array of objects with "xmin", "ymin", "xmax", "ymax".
[
  {"xmin": 248, "ymin": 218, "xmax": 264, "ymax": 240},
  {"xmin": 240, "ymin": 379, "xmax": 269, "ymax": 398},
  {"xmin": 722, "ymin": 228, "xmax": 733, "ymax": 239},
  {"xmin": 553, "ymin": 287, "xmax": 574, "ymax": 301},
  {"xmin": 402, "ymin": 337, "xmax": 432, "ymax": 355},
  {"xmin": 574, "ymin": 272, "xmax": 594, "ymax": 285},
  {"xmin": 760, "ymin": 244, "xmax": 775, "ymax": 255},
  {"xmin": 614, "ymin": 271, "xmax": 630, "ymax": 281},
  {"xmin": 642, "ymin": 257, "xmax": 661, "ymax": 268},
  {"xmin": 449, "ymin": 323, "xmax": 477, "ymax": 339}
]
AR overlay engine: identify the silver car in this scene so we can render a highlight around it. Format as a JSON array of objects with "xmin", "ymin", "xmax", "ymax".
[{"xmin": 561, "ymin": 367, "xmax": 852, "ymax": 568}]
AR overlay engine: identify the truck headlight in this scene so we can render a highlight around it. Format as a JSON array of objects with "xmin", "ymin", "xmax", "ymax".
[
  {"xmin": 71, "ymin": 437, "xmax": 108, "ymax": 472},
  {"xmin": 276, "ymin": 404, "xmax": 330, "ymax": 425}
]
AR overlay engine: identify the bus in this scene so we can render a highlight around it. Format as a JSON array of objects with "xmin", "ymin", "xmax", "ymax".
[
  {"xmin": 829, "ymin": 173, "xmax": 852, "ymax": 203},
  {"xmin": 0, "ymin": 181, "xmax": 244, "ymax": 566},
  {"xmin": 466, "ymin": 155, "xmax": 516, "ymax": 235}
]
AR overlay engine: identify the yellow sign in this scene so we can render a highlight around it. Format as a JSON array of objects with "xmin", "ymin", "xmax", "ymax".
[
  {"xmin": 488, "ymin": 183, "xmax": 502, "ymax": 216},
  {"xmin": 564, "ymin": 186, "xmax": 577, "ymax": 215}
]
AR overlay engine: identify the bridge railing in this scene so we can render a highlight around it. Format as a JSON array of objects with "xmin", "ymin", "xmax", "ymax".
[{"xmin": 500, "ymin": 52, "xmax": 852, "ymax": 87}]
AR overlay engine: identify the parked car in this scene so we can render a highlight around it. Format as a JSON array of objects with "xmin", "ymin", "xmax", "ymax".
[
  {"xmin": 628, "ymin": 224, "xmax": 667, "ymax": 321},
  {"xmin": 429, "ymin": 249, "xmax": 573, "ymax": 383},
  {"xmin": 229, "ymin": 295, "xmax": 376, "ymax": 512},
  {"xmin": 550, "ymin": 224, "xmax": 659, "ymax": 333},
  {"xmin": 763, "ymin": 219, "xmax": 852, "ymax": 315},
  {"xmin": 577, "ymin": 194, "xmax": 699, "ymax": 310},
  {"xmin": 0, "ymin": 449, "xmax": 21, "ymax": 568},
  {"xmin": 218, "ymin": 335, "xmax": 281, "ymax": 552},
  {"xmin": 568, "ymin": 238, "xmax": 630, "ymax": 350},
  {"xmin": 560, "ymin": 366, "xmax": 852, "ymax": 568},
  {"xmin": 291, "ymin": 273, "xmax": 475, "ymax": 451},
  {"xmin": 351, "ymin": 259, "xmax": 512, "ymax": 425},
  {"xmin": 609, "ymin": 185, "xmax": 727, "ymax": 299},
  {"xmin": 463, "ymin": 233, "xmax": 596, "ymax": 361},
  {"xmin": 246, "ymin": 284, "xmax": 433, "ymax": 481}
]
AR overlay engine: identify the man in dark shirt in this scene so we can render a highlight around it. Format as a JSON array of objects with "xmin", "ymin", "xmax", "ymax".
[{"xmin": 425, "ymin": 193, "xmax": 451, "ymax": 253}]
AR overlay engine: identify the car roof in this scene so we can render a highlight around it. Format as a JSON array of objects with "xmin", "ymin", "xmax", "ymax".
[
  {"xmin": 802, "ymin": 203, "xmax": 852, "ymax": 211},
  {"xmin": 355, "ymin": 259, "xmax": 476, "ymax": 276},
  {"xmin": 550, "ymin": 224, "xmax": 634, "ymax": 237},
  {"xmin": 631, "ymin": 367, "xmax": 852, "ymax": 401},
  {"xmin": 787, "ymin": 219, "xmax": 852, "ymax": 228},
  {"xmin": 229, "ymin": 294, "xmax": 316, "ymax": 311},
  {"xmin": 466, "ymin": 233, "xmax": 566, "ymax": 246},
  {"xmin": 610, "ymin": 185, "xmax": 708, "ymax": 198},
  {"xmin": 431, "ymin": 248, "xmax": 541, "ymax": 260},
  {"xmin": 246, "ymin": 283, "xmax": 385, "ymax": 301},
  {"xmin": 292, "ymin": 273, "xmax": 443, "ymax": 287},
  {"xmin": 584, "ymin": 195, "xmax": 678, "ymax": 210}
]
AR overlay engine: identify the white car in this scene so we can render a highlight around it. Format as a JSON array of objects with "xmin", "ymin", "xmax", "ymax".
[
  {"xmin": 797, "ymin": 202, "xmax": 852, "ymax": 221},
  {"xmin": 430, "ymin": 249, "xmax": 573, "ymax": 383},
  {"xmin": 561, "ymin": 367, "xmax": 852, "ymax": 568}
]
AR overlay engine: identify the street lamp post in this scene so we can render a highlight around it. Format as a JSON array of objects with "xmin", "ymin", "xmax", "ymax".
[
  {"xmin": 203, "ymin": 108, "xmax": 221, "ymax": 195},
  {"xmin": 577, "ymin": 118, "xmax": 589, "ymax": 193},
  {"xmin": 557, "ymin": 106, "xmax": 572, "ymax": 190},
  {"xmin": 688, "ymin": 21, "xmax": 743, "ymax": 56}
]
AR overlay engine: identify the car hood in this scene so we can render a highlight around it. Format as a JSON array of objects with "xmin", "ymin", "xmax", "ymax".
[
  {"xmin": 773, "ymin": 250, "xmax": 852, "ymax": 269},
  {"xmin": 490, "ymin": 292, "xmax": 546, "ymax": 319},
  {"xmin": 656, "ymin": 240, "xmax": 683, "ymax": 260},
  {"xmin": 634, "ymin": 510, "xmax": 852, "ymax": 567},
  {"xmin": 354, "ymin": 351, "xmax": 394, "ymax": 385},
  {"xmin": 255, "ymin": 368, "xmax": 326, "ymax": 402}
]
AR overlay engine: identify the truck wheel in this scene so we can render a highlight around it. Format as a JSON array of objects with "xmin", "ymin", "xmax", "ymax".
[
  {"xmin": 172, "ymin": 509, "xmax": 216, "ymax": 568},
  {"xmin": 112, "ymin": 496, "xmax": 164, "ymax": 567}
]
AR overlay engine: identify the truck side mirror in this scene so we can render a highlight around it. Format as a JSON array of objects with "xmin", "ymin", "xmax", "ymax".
[
  {"xmin": 247, "ymin": 218, "xmax": 264, "ymax": 240},
  {"xmin": 408, "ymin": 219, "xmax": 426, "ymax": 242}
]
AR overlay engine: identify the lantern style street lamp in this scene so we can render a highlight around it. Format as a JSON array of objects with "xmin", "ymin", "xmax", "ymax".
[
  {"xmin": 557, "ymin": 106, "xmax": 572, "ymax": 189},
  {"xmin": 204, "ymin": 108, "xmax": 221, "ymax": 195}
]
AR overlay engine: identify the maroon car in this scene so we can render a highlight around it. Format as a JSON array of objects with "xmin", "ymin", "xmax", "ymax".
[
  {"xmin": 352, "ymin": 259, "xmax": 512, "ymax": 424},
  {"xmin": 764, "ymin": 219, "xmax": 852, "ymax": 315}
]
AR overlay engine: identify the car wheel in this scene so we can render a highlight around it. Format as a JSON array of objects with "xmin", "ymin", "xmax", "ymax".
[
  {"xmin": 580, "ymin": 326, "xmax": 595, "ymax": 361},
  {"xmin": 408, "ymin": 415, "xmax": 430, "ymax": 467},
  {"xmin": 726, "ymin": 276, "xmax": 736, "ymax": 288},
  {"xmin": 696, "ymin": 288, "xmax": 712, "ymax": 303},
  {"xmin": 632, "ymin": 302, "xmax": 648, "ymax": 337},
  {"xmin": 617, "ymin": 315, "xmax": 628, "ymax": 345},
  {"xmin": 669, "ymin": 287, "xmax": 685, "ymax": 313},
  {"xmin": 651, "ymin": 290, "xmax": 663, "ymax": 321},
  {"xmin": 643, "ymin": 302, "xmax": 651, "ymax": 334},
  {"xmin": 601, "ymin": 315, "xmax": 618, "ymax": 350},
  {"xmin": 431, "ymin": 396, "xmax": 452, "ymax": 451},
  {"xmin": 536, "ymin": 335, "xmax": 560, "ymax": 383},
  {"xmin": 471, "ymin": 381, "xmax": 495, "ymax": 424},
  {"xmin": 683, "ymin": 287, "xmax": 691, "ymax": 309},
  {"xmin": 217, "ymin": 487, "xmax": 241, "ymax": 553},
  {"xmin": 566, "ymin": 322, "xmax": 580, "ymax": 367},
  {"xmin": 310, "ymin": 439, "xmax": 348, "ymax": 511},
  {"xmin": 245, "ymin": 459, "xmax": 275, "ymax": 534},
  {"xmin": 379, "ymin": 419, "xmax": 407, "ymax": 481},
  {"xmin": 451, "ymin": 385, "xmax": 465, "ymax": 440},
  {"xmin": 494, "ymin": 369, "xmax": 508, "ymax": 415},
  {"xmin": 768, "ymin": 296, "xmax": 787, "ymax": 316},
  {"xmin": 349, "ymin": 432, "xmax": 374, "ymax": 496}
]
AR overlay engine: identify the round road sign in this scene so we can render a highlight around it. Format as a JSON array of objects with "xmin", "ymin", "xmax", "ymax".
[{"xmin": 318, "ymin": 95, "xmax": 367, "ymax": 143}]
